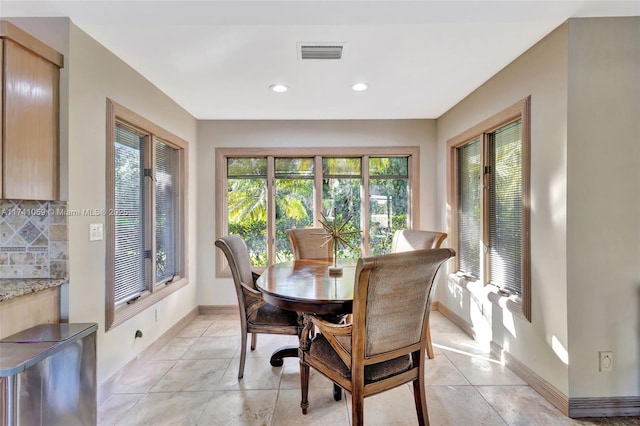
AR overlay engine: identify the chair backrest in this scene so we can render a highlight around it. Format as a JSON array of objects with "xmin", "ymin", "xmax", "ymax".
[
  {"xmin": 286, "ymin": 228, "xmax": 333, "ymax": 260},
  {"xmin": 351, "ymin": 248, "xmax": 455, "ymax": 359},
  {"xmin": 391, "ymin": 229, "xmax": 447, "ymax": 253},
  {"xmin": 215, "ymin": 235, "xmax": 256, "ymax": 292}
]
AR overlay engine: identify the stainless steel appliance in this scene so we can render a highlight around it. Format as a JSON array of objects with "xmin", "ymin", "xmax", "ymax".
[{"xmin": 0, "ymin": 323, "xmax": 97, "ymax": 426}]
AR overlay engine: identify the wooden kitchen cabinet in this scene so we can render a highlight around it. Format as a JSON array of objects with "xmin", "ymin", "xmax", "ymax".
[
  {"xmin": 0, "ymin": 287, "xmax": 61, "ymax": 339},
  {"xmin": 0, "ymin": 21, "xmax": 63, "ymax": 200}
]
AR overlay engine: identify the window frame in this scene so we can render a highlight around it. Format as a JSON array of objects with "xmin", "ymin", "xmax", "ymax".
[
  {"xmin": 215, "ymin": 146, "xmax": 419, "ymax": 276},
  {"xmin": 446, "ymin": 97, "xmax": 531, "ymax": 321},
  {"xmin": 106, "ymin": 99, "xmax": 189, "ymax": 331}
]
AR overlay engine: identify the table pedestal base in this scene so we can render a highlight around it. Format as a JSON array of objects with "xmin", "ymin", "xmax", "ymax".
[
  {"xmin": 269, "ymin": 345, "xmax": 342, "ymax": 401},
  {"xmin": 269, "ymin": 345, "xmax": 298, "ymax": 367}
]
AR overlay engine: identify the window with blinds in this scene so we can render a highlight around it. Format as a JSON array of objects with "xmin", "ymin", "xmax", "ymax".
[
  {"xmin": 114, "ymin": 124, "xmax": 146, "ymax": 303},
  {"xmin": 488, "ymin": 120, "xmax": 522, "ymax": 295},
  {"xmin": 457, "ymin": 138, "xmax": 481, "ymax": 279},
  {"xmin": 456, "ymin": 121, "xmax": 523, "ymax": 294},
  {"xmin": 448, "ymin": 97, "xmax": 530, "ymax": 320},
  {"xmin": 155, "ymin": 139, "xmax": 179, "ymax": 283},
  {"xmin": 106, "ymin": 99, "xmax": 188, "ymax": 330}
]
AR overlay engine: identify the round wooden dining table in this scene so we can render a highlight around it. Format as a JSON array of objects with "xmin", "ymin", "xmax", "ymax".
[
  {"xmin": 256, "ymin": 259, "xmax": 356, "ymax": 316},
  {"xmin": 256, "ymin": 259, "xmax": 356, "ymax": 401}
]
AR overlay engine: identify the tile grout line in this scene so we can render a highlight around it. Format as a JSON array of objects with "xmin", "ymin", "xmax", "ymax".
[
  {"xmin": 435, "ymin": 339, "xmax": 536, "ymax": 426},
  {"xmin": 103, "ymin": 314, "xmax": 611, "ymax": 425}
]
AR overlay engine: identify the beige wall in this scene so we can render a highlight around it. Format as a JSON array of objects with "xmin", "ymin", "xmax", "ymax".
[
  {"xmin": 436, "ymin": 23, "xmax": 571, "ymax": 395},
  {"xmin": 66, "ymin": 22, "xmax": 200, "ymax": 385},
  {"xmin": 8, "ymin": 18, "xmax": 200, "ymax": 386},
  {"xmin": 436, "ymin": 16, "xmax": 640, "ymax": 399},
  {"xmin": 566, "ymin": 17, "xmax": 640, "ymax": 397},
  {"xmin": 197, "ymin": 119, "xmax": 436, "ymax": 305}
]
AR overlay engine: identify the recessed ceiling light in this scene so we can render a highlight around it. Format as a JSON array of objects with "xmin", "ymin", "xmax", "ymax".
[
  {"xmin": 351, "ymin": 83, "xmax": 368, "ymax": 92},
  {"xmin": 270, "ymin": 84, "xmax": 288, "ymax": 93}
]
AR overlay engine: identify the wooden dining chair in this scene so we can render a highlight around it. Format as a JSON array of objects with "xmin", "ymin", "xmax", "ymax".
[
  {"xmin": 286, "ymin": 228, "xmax": 333, "ymax": 261},
  {"xmin": 391, "ymin": 229, "xmax": 447, "ymax": 359},
  {"xmin": 299, "ymin": 248, "xmax": 455, "ymax": 426},
  {"xmin": 215, "ymin": 235, "xmax": 301, "ymax": 378}
]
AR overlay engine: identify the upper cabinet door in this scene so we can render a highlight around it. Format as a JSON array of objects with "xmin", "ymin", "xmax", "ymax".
[
  {"xmin": 0, "ymin": 21, "xmax": 63, "ymax": 201},
  {"xmin": 3, "ymin": 39, "xmax": 60, "ymax": 200}
]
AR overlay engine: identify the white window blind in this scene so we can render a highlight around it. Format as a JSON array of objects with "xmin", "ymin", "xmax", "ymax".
[
  {"xmin": 488, "ymin": 120, "xmax": 523, "ymax": 295},
  {"xmin": 155, "ymin": 139, "xmax": 178, "ymax": 283},
  {"xmin": 114, "ymin": 123, "xmax": 146, "ymax": 303},
  {"xmin": 457, "ymin": 138, "xmax": 481, "ymax": 278}
]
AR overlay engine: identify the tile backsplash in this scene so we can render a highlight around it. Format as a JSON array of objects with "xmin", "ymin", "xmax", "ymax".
[{"xmin": 0, "ymin": 200, "xmax": 68, "ymax": 279}]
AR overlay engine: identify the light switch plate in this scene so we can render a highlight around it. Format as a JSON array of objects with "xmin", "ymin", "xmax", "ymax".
[{"xmin": 89, "ymin": 223, "xmax": 103, "ymax": 241}]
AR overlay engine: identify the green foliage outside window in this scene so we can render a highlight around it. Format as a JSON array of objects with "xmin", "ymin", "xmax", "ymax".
[{"xmin": 227, "ymin": 156, "xmax": 410, "ymax": 266}]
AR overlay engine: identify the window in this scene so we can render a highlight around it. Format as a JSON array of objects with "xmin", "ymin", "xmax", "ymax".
[
  {"xmin": 447, "ymin": 97, "xmax": 531, "ymax": 321},
  {"xmin": 226, "ymin": 157, "xmax": 268, "ymax": 265},
  {"xmin": 216, "ymin": 147, "xmax": 418, "ymax": 270},
  {"xmin": 275, "ymin": 157, "xmax": 315, "ymax": 262},
  {"xmin": 457, "ymin": 138, "xmax": 481, "ymax": 278},
  {"xmin": 369, "ymin": 157, "xmax": 410, "ymax": 256},
  {"xmin": 106, "ymin": 99, "xmax": 188, "ymax": 330},
  {"xmin": 322, "ymin": 157, "xmax": 362, "ymax": 259}
]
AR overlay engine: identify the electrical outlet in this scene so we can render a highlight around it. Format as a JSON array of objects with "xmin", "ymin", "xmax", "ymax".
[
  {"xmin": 89, "ymin": 223, "xmax": 103, "ymax": 241},
  {"xmin": 155, "ymin": 307, "xmax": 160, "ymax": 322},
  {"xmin": 599, "ymin": 351, "xmax": 613, "ymax": 372}
]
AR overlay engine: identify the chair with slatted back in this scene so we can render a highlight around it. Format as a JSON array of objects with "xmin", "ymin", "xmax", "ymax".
[
  {"xmin": 299, "ymin": 248, "xmax": 455, "ymax": 426},
  {"xmin": 391, "ymin": 229, "xmax": 447, "ymax": 359},
  {"xmin": 215, "ymin": 235, "xmax": 301, "ymax": 378}
]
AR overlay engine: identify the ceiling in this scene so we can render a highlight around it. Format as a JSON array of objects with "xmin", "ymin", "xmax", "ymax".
[{"xmin": 1, "ymin": 1, "xmax": 638, "ymax": 120}]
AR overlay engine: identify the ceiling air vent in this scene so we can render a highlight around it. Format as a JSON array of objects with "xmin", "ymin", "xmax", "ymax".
[{"xmin": 299, "ymin": 44, "xmax": 343, "ymax": 60}]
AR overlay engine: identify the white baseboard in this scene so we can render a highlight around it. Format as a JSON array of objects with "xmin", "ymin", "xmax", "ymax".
[
  {"xmin": 490, "ymin": 342, "xmax": 569, "ymax": 416},
  {"xmin": 431, "ymin": 301, "xmax": 477, "ymax": 340},
  {"xmin": 198, "ymin": 305, "xmax": 239, "ymax": 315},
  {"xmin": 568, "ymin": 397, "xmax": 640, "ymax": 418},
  {"xmin": 436, "ymin": 303, "xmax": 640, "ymax": 419},
  {"xmin": 489, "ymin": 341, "xmax": 640, "ymax": 418}
]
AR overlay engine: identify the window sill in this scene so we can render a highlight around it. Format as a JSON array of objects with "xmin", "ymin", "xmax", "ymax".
[
  {"xmin": 448, "ymin": 273, "xmax": 527, "ymax": 321},
  {"xmin": 108, "ymin": 277, "xmax": 188, "ymax": 331},
  {"xmin": 485, "ymin": 286, "xmax": 526, "ymax": 321}
]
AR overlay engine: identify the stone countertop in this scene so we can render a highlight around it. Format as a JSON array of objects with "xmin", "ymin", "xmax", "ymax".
[{"xmin": 0, "ymin": 278, "xmax": 67, "ymax": 302}]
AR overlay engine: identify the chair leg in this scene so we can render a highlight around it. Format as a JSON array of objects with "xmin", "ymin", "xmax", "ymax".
[
  {"xmin": 412, "ymin": 377, "xmax": 430, "ymax": 426},
  {"xmin": 251, "ymin": 332, "xmax": 257, "ymax": 350},
  {"xmin": 300, "ymin": 360, "xmax": 310, "ymax": 414},
  {"xmin": 238, "ymin": 332, "xmax": 247, "ymax": 379},
  {"xmin": 351, "ymin": 387, "xmax": 365, "ymax": 426},
  {"xmin": 333, "ymin": 383, "xmax": 342, "ymax": 401},
  {"xmin": 426, "ymin": 320, "xmax": 435, "ymax": 359}
]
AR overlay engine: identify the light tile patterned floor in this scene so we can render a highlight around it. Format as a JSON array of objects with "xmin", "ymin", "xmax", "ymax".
[{"xmin": 98, "ymin": 312, "xmax": 639, "ymax": 425}]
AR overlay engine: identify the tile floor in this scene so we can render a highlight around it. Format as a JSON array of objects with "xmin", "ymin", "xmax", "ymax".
[{"xmin": 98, "ymin": 312, "xmax": 639, "ymax": 425}]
